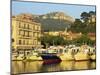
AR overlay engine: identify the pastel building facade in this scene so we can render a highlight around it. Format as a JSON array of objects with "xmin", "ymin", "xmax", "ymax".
[{"xmin": 12, "ymin": 14, "xmax": 41, "ymax": 55}]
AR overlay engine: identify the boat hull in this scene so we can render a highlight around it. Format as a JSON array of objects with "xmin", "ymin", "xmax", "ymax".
[
  {"xmin": 75, "ymin": 53, "xmax": 90, "ymax": 61},
  {"xmin": 40, "ymin": 53, "xmax": 61, "ymax": 64},
  {"xmin": 59, "ymin": 53, "xmax": 74, "ymax": 60},
  {"xmin": 90, "ymin": 54, "xmax": 96, "ymax": 60}
]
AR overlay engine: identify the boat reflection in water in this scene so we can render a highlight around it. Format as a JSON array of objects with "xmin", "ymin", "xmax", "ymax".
[
  {"xmin": 59, "ymin": 61, "xmax": 75, "ymax": 70},
  {"xmin": 12, "ymin": 60, "xmax": 96, "ymax": 74},
  {"xmin": 12, "ymin": 61, "xmax": 43, "ymax": 74},
  {"xmin": 40, "ymin": 53, "xmax": 61, "ymax": 65}
]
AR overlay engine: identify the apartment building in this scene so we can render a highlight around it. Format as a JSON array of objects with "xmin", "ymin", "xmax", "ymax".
[{"xmin": 12, "ymin": 14, "xmax": 41, "ymax": 55}]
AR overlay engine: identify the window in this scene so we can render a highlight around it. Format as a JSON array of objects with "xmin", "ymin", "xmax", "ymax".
[
  {"xmin": 19, "ymin": 22, "xmax": 25, "ymax": 28},
  {"xmin": 29, "ymin": 24, "xmax": 31, "ymax": 29},
  {"xmin": 18, "ymin": 30, "xmax": 23, "ymax": 35},
  {"xmin": 19, "ymin": 40, "xmax": 22, "ymax": 45},
  {"xmin": 23, "ymin": 31, "xmax": 25, "ymax": 36},
  {"xmin": 25, "ymin": 31, "xmax": 28, "ymax": 36},
  {"xmin": 19, "ymin": 22, "xmax": 21, "ymax": 28},
  {"xmin": 27, "ymin": 24, "xmax": 29, "ymax": 29},
  {"xmin": 18, "ymin": 30, "xmax": 21, "ymax": 35},
  {"xmin": 21, "ymin": 31, "xmax": 24, "ymax": 36},
  {"xmin": 24, "ymin": 24, "xmax": 26, "ymax": 28},
  {"xmin": 29, "ymin": 32, "xmax": 31, "ymax": 37},
  {"xmin": 27, "ymin": 31, "xmax": 29, "ymax": 37}
]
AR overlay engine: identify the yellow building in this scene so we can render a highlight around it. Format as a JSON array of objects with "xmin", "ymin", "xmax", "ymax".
[
  {"xmin": 44, "ymin": 30, "xmax": 82, "ymax": 40},
  {"xmin": 12, "ymin": 14, "xmax": 41, "ymax": 55}
]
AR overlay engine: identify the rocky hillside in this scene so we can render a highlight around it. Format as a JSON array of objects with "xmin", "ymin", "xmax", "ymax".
[{"xmin": 34, "ymin": 12, "xmax": 75, "ymax": 31}]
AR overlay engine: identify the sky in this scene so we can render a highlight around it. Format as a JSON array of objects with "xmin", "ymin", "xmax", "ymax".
[{"xmin": 12, "ymin": 1, "xmax": 96, "ymax": 18}]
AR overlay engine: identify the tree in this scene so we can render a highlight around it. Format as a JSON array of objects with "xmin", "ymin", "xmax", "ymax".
[
  {"xmin": 40, "ymin": 35, "xmax": 67, "ymax": 48},
  {"xmin": 80, "ymin": 12, "xmax": 90, "ymax": 24},
  {"xmin": 69, "ymin": 11, "xmax": 96, "ymax": 34},
  {"xmin": 69, "ymin": 19, "xmax": 86, "ymax": 33},
  {"xmin": 75, "ymin": 34, "xmax": 95, "ymax": 46},
  {"xmin": 89, "ymin": 11, "xmax": 96, "ymax": 16},
  {"xmin": 88, "ymin": 11, "xmax": 96, "ymax": 23}
]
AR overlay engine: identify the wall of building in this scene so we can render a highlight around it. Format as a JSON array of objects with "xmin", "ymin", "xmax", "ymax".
[{"xmin": 12, "ymin": 14, "xmax": 41, "ymax": 53}]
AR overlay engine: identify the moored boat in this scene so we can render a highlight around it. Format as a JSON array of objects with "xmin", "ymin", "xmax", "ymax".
[
  {"xmin": 27, "ymin": 55, "xmax": 42, "ymax": 61},
  {"xmin": 59, "ymin": 53, "xmax": 74, "ymax": 60},
  {"xmin": 58, "ymin": 46, "xmax": 79, "ymax": 61},
  {"xmin": 40, "ymin": 53, "xmax": 61, "ymax": 64},
  {"xmin": 89, "ymin": 47, "xmax": 96, "ymax": 60},
  {"xmin": 12, "ymin": 52, "xmax": 24, "ymax": 61},
  {"xmin": 74, "ymin": 45, "xmax": 90, "ymax": 61},
  {"xmin": 90, "ymin": 54, "xmax": 96, "ymax": 60},
  {"xmin": 26, "ymin": 50, "xmax": 43, "ymax": 61},
  {"xmin": 74, "ymin": 52, "xmax": 90, "ymax": 61}
]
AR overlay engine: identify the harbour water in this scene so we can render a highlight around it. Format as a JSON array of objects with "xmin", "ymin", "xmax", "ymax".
[{"xmin": 12, "ymin": 60, "xmax": 96, "ymax": 74}]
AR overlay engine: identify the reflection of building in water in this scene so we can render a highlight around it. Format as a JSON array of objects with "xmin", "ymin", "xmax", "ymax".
[
  {"xmin": 60, "ymin": 61, "xmax": 75, "ymax": 70},
  {"xmin": 12, "ymin": 61, "xmax": 43, "ymax": 74},
  {"xmin": 12, "ymin": 61, "xmax": 96, "ymax": 74},
  {"xmin": 90, "ymin": 61, "xmax": 96, "ymax": 69},
  {"xmin": 12, "ymin": 14, "xmax": 41, "ymax": 55},
  {"xmin": 74, "ymin": 61, "xmax": 90, "ymax": 70},
  {"xmin": 25, "ymin": 61, "xmax": 43, "ymax": 72},
  {"xmin": 12, "ymin": 61, "xmax": 25, "ymax": 74}
]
